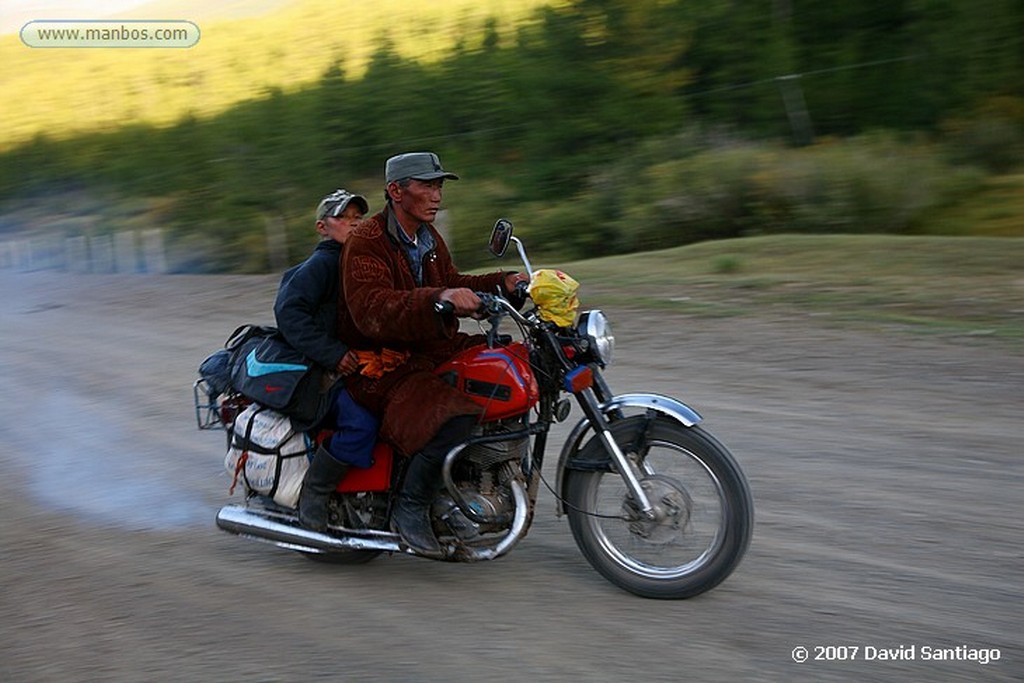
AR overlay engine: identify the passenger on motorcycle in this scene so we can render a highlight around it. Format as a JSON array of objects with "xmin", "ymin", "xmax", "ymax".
[
  {"xmin": 339, "ymin": 152, "xmax": 528, "ymax": 557},
  {"xmin": 275, "ymin": 189, "xmax": 379, "ymax": 531}
]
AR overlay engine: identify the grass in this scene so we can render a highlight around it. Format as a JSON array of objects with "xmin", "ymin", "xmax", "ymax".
[
  {"xmin": 924, "ymin": 173, "xmax": 1024, "ymax": 238},
  {"xmin": 511, "ymin": 234, "xmax": 1024, "ymax": 342}
]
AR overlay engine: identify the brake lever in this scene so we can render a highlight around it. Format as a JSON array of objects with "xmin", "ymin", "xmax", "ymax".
[
  {"xmin": 435, "ymin": 294, "xmax": 509, "ymax": 348},
  {"xmin": 477, "ymin": 293, "xmax": 506, "ymax": 347}
]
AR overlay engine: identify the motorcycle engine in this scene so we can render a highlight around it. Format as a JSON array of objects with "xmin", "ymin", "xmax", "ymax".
[{"xmin": 433, "ymin": 424, "xmax": 529, "ymax": 542}]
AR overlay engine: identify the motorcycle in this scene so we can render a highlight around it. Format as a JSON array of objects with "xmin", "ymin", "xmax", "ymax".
[{"xmin": 195, "ymin": 219, "xmax": 753, "ymax": 599}]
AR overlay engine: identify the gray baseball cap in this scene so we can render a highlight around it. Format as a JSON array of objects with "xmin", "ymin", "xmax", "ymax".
[
  {"xmin": 385, "ymin": 152, "xmax": 459, "ymax": 184},
  {"xmin": 315, "ymin": 189, "xmax": 369, "ymax": 222}
]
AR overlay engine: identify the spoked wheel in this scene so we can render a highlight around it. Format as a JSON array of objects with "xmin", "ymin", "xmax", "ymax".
[
  {"xmin": 301, "ymin": 548, "xmax": 382, "ymax": 565},
  {"xmin": 565, "ymin": 416, "xmax": 753, "ymax": 599}
]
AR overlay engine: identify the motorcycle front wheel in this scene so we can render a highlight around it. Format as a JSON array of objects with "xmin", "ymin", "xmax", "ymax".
[{"xmin": 565, "ymin": 416, "xmax": 753, "ymax": 599}]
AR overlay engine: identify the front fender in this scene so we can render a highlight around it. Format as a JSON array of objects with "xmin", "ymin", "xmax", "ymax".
[{"xmin": 554, "ymin": 393, "xmax": 702, "ymax": 516}]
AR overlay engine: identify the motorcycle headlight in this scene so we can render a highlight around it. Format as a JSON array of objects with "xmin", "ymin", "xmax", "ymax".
[{"xmin": 580, "ymin": 310, "xmax": 614, "ymax": 367}]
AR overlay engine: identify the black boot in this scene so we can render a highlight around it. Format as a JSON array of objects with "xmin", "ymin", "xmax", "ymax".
[
  {"xmin": 298, "ymin": 446, "xmax": 349, "ymax": 532},
  {"xmin": 392, "ymin": 452, "xmax": 446, "ymax": 557},
  {"xmin": 392, "ymin": 415, "xmax": 477, "ymax": 558}
]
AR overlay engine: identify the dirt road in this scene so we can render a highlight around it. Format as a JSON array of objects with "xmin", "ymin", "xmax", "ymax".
[{"xmin": 1, "ymin": 271, "xmax": 1020, "ymax": 682}]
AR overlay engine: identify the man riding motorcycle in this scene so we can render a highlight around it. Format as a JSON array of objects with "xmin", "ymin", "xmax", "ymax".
[{"xmin": 338, "ymin": 152, "xmax": 528, "ymax": 557}]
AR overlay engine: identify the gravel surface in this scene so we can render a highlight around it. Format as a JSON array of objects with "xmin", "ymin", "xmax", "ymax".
[{"xmin": 1, "ymin": 271, "xmax": 1020, "ymax": 682}]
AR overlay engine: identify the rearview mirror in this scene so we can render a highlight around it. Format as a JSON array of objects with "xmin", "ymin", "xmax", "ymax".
[{"xmin": 489, "ymin": 218, "xmax": 513, "ymax": 257}]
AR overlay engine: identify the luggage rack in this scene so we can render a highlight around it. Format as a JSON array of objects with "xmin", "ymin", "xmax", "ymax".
[{"xmin": 193, "ymin": 378, "xmax": 249, "ymax": 431}]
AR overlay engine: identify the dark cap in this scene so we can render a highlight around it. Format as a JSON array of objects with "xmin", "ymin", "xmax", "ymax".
[
  {"xmin": 385, "ymin": 152, "xmax": 459, "ymax": 184},
  {"xmin": 315, "ymin": 189, "xmax": 369, "ymax": 222}
]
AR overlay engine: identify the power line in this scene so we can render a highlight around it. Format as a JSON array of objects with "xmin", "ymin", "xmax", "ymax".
[
  {"xmin": 322, "ymin": 123, "xmax": 533, "ymax": 154},
  {"xmin": 685, "ymin": 54, "xmax": 920, "ymax": 99}
]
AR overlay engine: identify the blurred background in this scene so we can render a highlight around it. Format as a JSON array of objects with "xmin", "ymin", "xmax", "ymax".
[{"xmin": 1, "ymin": 0, "xmax": 1022, "ymax": 274}]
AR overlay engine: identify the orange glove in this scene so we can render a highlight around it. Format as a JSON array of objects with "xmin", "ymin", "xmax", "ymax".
[{"xmin": 354, "ymin": 348, "xmax": 411, "ymax": 379}]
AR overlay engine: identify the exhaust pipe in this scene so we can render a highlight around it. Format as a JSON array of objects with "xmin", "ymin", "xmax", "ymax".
[
  {"xmin": 217, "ymin": 477, "xmax": 529, "ymax": 561},
  {"xmin": 216, "ymin": 504, "xmax": 403, "ymax": 555}
]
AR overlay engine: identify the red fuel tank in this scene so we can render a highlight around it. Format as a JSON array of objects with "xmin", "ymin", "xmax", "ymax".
[{"xmin": 435, "ymin": 342, "xmax": 539, "ymax": 421}]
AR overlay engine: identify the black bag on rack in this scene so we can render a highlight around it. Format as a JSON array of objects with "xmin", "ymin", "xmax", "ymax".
[{"xmin": 225, "ymin": 324, "xmax": 329, "ymax": 429}]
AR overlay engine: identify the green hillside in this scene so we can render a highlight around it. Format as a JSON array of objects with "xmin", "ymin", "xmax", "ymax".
[
  {"xmin": 1, "ymin": 0, "xmax": 1020, "ymax": 275},
  {"xmin": 1, "ymin": 0, "xmax": 559, "ymax": 150},
  {"xmin": 117, "ymin": 0, "xmax": 292, "ymax": 23},
  {"xmin": 557, "ymin": 234, "xmax": 1024, "ymax": 340}
]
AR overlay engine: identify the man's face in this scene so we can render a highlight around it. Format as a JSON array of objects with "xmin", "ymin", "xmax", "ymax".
[
  {"xmin": 317, "ymin": 203, "xmax": 364, "ymax": 243},
  {"xmin": 393, "ymin": 178, "xmax": 444, "ymax": 224}
]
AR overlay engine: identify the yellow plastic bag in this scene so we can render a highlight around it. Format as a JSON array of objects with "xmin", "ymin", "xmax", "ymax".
[{"xmin": 528, "ymin": 268, "xmax": 580, "ymax": 327}]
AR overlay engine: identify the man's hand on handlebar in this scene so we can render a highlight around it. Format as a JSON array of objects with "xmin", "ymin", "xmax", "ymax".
[
  {"xmin": 504, "ymin": 272, "xmax": 530, "ymax": 310},
  {"xmin": 438, "ymin": 287, "xmax": 484, "ymax": 318},
  {"xmin": 504, "ymin": 272, "xmax": 530, "ymax": 294}
]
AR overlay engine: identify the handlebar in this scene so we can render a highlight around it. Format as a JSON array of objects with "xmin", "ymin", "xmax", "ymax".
[
  {"xmin": 434, "ymin": 290, "xmax": 531, "ymax": 327},
  {"xmin": 433, "ymin": 299, "xmax": 457, "ymax": 316}
]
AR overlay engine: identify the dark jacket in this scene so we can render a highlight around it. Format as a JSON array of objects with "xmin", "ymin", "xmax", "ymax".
[
  {"xmin": 274, "ymin": 239, "xmax": 349, "ymax": 371},
  {"xmin": 340, "ymin": 206, "xmax": 509, "ymax": 456}
]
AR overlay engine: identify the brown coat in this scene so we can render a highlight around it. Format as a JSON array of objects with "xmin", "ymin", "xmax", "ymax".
[{"xmin": 339, "ymin": 207, "xmax": 509, "ymax": 456}]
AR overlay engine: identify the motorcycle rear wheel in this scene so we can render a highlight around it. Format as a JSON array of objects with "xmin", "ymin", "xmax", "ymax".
[
  {"xmin": 565, "ymin": 417, "xmax": 753, "ymax": 599},
  {"xmin": 299, "ymin": 492, "xmax": 388, "ymax": 565},
  {"xmin": 300, "ymin": 549, "xmax": 382, "ymax": 565}
]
